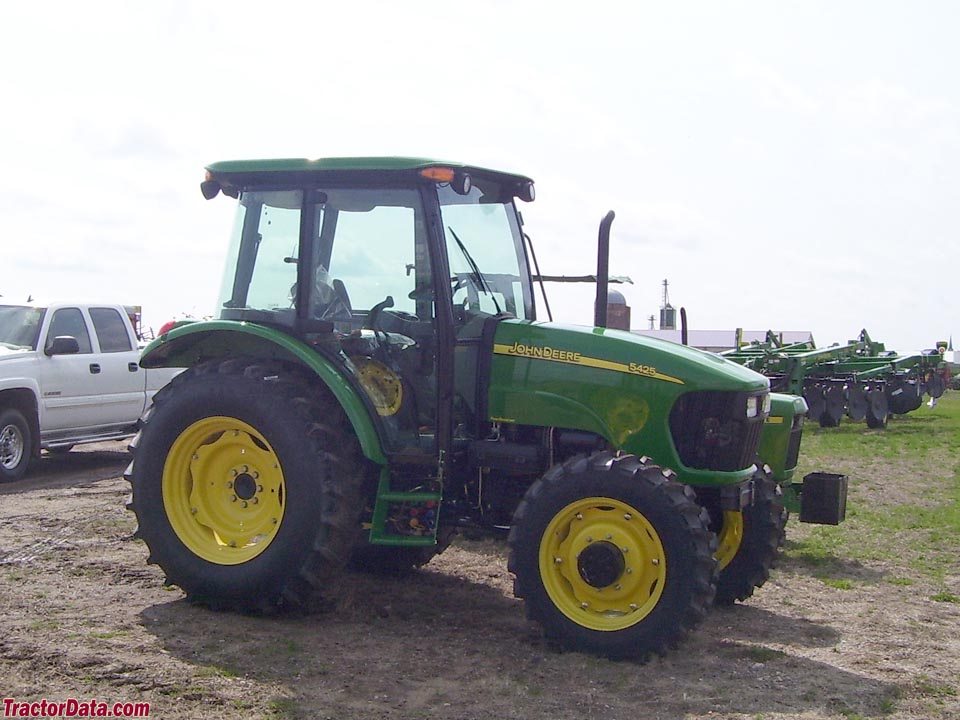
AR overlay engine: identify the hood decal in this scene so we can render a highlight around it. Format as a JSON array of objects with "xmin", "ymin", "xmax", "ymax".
[{"xmin": 494, "ymin": 341, "xmax": 685, "ymax": 385}]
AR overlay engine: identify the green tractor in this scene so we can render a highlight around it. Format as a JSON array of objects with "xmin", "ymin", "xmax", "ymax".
[{"xmin": 127, "ymin": 158, "xmax": 844, "ymax": 659}]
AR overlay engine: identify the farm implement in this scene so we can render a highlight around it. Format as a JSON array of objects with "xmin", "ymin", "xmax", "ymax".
[{"xmin": 722, "ymin": 330, "xmax": 947, "ymax": 428}]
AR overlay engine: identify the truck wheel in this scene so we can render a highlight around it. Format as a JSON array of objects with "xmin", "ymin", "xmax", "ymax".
[
  {"xmin": 126, "ymin": 359, "xmax": 365, "ymax": 612},
  {"xmin": 712, "ymin": 467, "xmax": 786, "ymax": 605},
  {"xmin": 0, "ymin": 408, "xmax": 31, "ymax": 482},
  {"xmin": 507, "ymin": 452, "xmax": 717, "ymax": 660}
]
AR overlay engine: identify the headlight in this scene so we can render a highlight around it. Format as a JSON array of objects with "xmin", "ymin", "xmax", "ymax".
[
  {"xmin": 746, "ymin": 396, "xmax": 759, "ymax": 418},
  {"xmin": 762, "ymin": 393, "xmax": 771, "ymax": 414}
]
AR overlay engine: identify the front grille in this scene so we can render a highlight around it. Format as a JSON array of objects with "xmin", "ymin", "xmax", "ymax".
[{"xmin": 669, "ymin": 391, "xmax": 766, "ymax": 472}]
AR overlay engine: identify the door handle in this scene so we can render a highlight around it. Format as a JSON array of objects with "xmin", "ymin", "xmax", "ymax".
[
  {"xmin": 128, "ymin": 362, "xmax": 140, "ymax": 372},
  {"xmin": 89, "ymin": 363, "xmax": 101, "ymax": 374}
]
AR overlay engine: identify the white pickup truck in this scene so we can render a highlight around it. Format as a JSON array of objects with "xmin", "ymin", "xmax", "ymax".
[{"xmin": 0, "ymin": 301, "xmax": 180, "ymax": 481}]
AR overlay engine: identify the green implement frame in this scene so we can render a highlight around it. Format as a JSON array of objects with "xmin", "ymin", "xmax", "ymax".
[{"xmin": 722, "ymin": 330, "xmax": 946, "ymax": 428}]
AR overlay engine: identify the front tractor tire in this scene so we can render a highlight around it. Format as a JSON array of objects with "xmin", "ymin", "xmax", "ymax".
[
  {"xmin": 126, "ymin": 359, "xmax": 365, "ymax": 612},
  {"xmin": 712, "ymin": 467, "xmax": 787, "ymax": 605},
  {"xmin": 507, "ymin": 452, "xmax": 717, "ymax": 660}
]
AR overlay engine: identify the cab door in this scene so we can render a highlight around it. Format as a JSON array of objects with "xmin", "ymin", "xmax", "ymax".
[{"xmin": 313, "ymin": 187, "xmax": 440, "ymax": 457}]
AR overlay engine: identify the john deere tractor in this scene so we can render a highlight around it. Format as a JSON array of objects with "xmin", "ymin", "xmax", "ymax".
[{"xmin": 127, "ymin": 158, "xmax": 844, "ymax": 659}]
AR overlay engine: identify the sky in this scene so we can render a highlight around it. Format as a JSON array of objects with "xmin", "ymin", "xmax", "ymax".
[{"xmin": 1, "ymin": 1, "xmax": 957, "ymax": 352}]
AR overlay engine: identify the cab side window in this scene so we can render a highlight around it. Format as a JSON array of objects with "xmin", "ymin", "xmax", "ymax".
[
  {"xmin": 47, "ymin": 308, "xmax": 93, "ymax": 354},
  {"xmin": 89, "ymin": 307, "xmax": 133, "ymax": 353}
]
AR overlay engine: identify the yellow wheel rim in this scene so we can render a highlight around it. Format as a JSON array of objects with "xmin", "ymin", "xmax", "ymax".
[
  {"xmin": 353, "ymin": 358, "xmax": 403, "ymax": 416},
  {"xmin": 539, "ymin": 497, "xmax": 667, "ymax": 632},
  {"xmin": 714, "ymin": 510, "xmax": 744, "ymax": 571},
  {"xmin": 162, "ymin": 417, "xmax": 285, "ymax": 565}
]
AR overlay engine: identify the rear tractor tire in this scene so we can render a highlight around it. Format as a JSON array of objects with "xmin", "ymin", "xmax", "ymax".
[
  {"xmin": 507, "ymin": 452, "xmax": 717, "ymax": 660},
  {"xmin": 126, "ymin": 359, "xmax": 365, "ymax": 612},
  {"xmin": 712, "ymin": 466, "xmax": 787, "ymax": 605}
]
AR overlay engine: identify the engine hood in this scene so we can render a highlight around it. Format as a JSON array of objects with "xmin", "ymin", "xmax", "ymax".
[{"xmin": 493, "ymin": 320, "xmax": 769, "ymax": 392}]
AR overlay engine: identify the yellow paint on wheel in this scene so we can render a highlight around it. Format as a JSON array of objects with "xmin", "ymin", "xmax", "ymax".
[
  {"xmin": 162, "ymin": 416, "xmax": 285, "ymax": 565},
  {"xmin": 714, "ymin": 510, "xmax": 744, "ymax": 571},
  {"xmin": 353, "ymin": 358, "xmax": 403, "ymax": 417},
  {"xmin": 539, "ymin": 497, "xmax": 667, "ymax": 632}
]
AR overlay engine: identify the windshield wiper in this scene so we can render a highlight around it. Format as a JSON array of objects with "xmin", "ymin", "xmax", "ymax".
[{"xmin": 447, "ymin": 226, "xmax": 501, "ymax": 314}]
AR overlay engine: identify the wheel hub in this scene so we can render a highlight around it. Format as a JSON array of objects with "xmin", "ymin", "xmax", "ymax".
[
  {"xmin": 577, "ymin": 541, "xmax": 625, "ymax": 588},
  {"xmin": 233, "ymin": 470, "xmax": 258, "ymax": 500},
  {"xmin": 0, "ymin": 424, "xmax": 24, "ymax": 470}
]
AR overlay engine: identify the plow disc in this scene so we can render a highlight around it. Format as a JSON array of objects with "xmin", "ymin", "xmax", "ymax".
[{"xmin": 846, "ymin": 383, "xmax": 868, "ymax": 421}]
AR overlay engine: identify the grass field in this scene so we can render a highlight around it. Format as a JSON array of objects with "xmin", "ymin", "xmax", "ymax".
[{"xmin": 790, "ymin": 390, "xmax": 960, "ymax": 598}]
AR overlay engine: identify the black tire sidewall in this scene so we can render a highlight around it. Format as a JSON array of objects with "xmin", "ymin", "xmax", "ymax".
[{"xmin": 714, "ymin": 471, "xmax": 785, "ymax": 604}]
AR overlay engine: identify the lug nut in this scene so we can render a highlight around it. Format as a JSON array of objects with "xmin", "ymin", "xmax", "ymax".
[
  {"xmin": 624, "ymin": 513, "xmax": 632, "ymax": 521},
  {"xmin": 242, "ymin": 501, "xmax": 248, "ymax": 508}
]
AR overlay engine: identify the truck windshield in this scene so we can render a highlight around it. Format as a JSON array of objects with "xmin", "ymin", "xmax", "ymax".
[
  {"xmin": 0, "ymin": 305, "xmax": 45, "ymax": 351},
  {"xmin": 438, "ymin": 181, "xmax": 533, "ymax": 321}
]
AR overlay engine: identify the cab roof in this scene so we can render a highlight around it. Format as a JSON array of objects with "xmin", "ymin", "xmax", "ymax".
[{"xmin": 204, "ymin": 156, "xmax": 534, "ymax": 194}]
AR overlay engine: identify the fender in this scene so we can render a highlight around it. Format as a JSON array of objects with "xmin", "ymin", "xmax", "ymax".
[
  {"xmin": 0, "ymin": 381, "xmax": 41, "ymax": 456},
  {"xmin": 140, "ymin": 320, "xmax": 387, "ymax": 465}
]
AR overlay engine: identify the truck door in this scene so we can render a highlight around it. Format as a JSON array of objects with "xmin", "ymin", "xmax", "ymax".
[
  {"xmin": 87, "ymin": 306, "xmax": 148, "ymax": 423},
  {"xmin": 37, "ymin": 307, "xmax": 101, "ymax": 433}
]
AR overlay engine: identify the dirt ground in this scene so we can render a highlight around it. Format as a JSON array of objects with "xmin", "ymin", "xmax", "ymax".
[{"xmin": 1, "ymin": 441, "xmax": 957, "ymax": 720}]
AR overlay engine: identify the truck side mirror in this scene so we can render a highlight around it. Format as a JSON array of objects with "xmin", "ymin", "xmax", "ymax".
[{"xmin": 45, "ymin": 336, "xmax": 81, "ymax": 356}]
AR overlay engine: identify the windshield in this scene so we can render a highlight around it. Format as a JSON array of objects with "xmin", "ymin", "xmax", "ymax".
[
  {"xmin": 0, "ymin": 305, "xmax": 45, "ymax": 351},
  {"xmin": 438, "ymin": 180, "xmax": 533, "ymax": 321}
]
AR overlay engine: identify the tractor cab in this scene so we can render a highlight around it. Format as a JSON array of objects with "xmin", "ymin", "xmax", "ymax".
[{"xmin": 198, "ymin": 158, "xmax": 537, "ymax": 461}]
